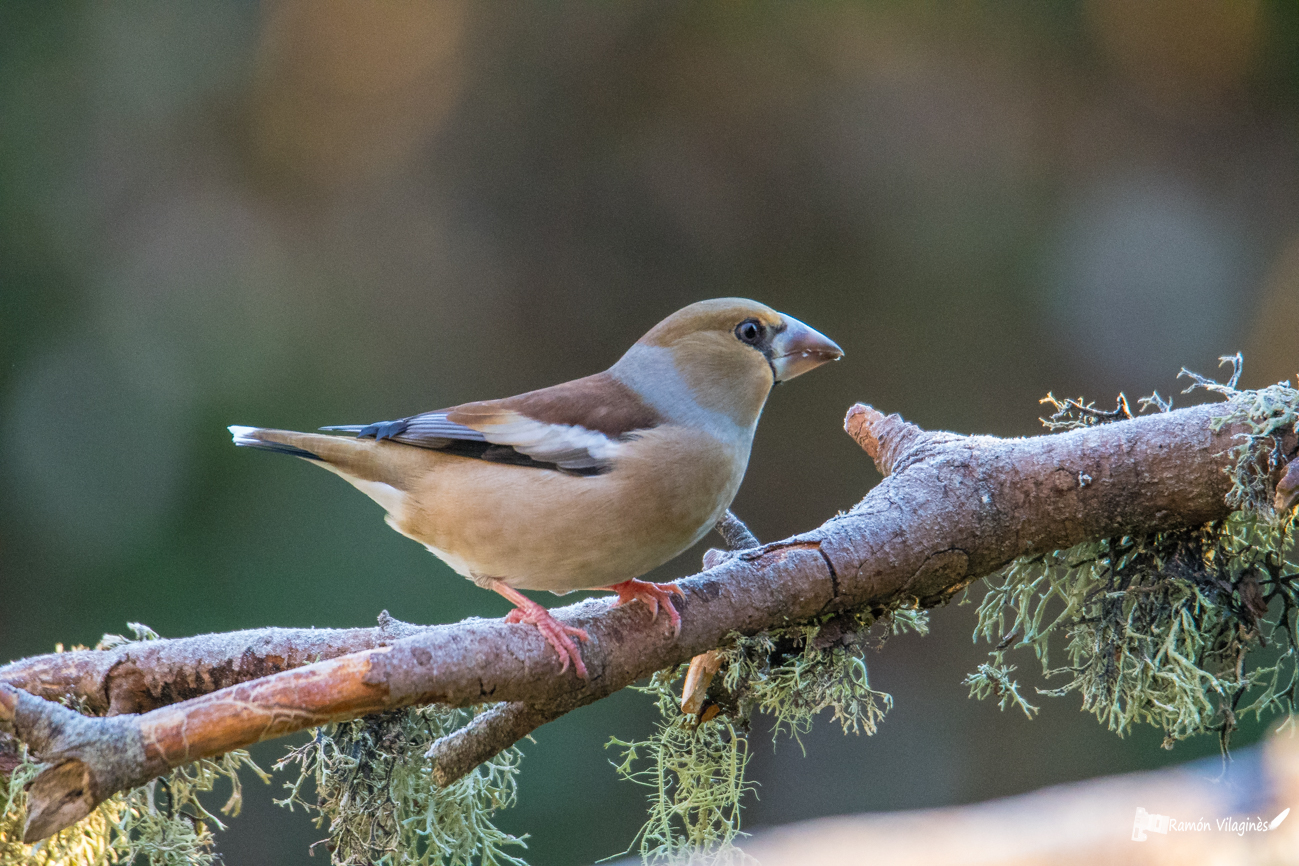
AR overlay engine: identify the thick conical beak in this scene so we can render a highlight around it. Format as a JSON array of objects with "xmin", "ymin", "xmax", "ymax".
[{"xmin": 770, "ymin": 314, "xmax": 843, "ymax": 382}]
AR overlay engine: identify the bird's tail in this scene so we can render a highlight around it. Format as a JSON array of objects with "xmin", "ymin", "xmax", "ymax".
[
  {"xmin": 228, "ymin": 426, "xmax": 423, "ymax": 493},
  {"xmin": 228, "ymin": 426, "xmax": 323, "ymax": 460}
]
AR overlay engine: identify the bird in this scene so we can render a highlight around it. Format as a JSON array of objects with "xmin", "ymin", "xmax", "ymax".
[{"xmin": 229, "ymin": 298, "xmax": 842, "ymax": 678}]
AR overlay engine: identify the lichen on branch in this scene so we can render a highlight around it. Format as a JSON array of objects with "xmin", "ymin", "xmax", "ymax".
[
  {"xmin": 0, "ymin": 728, "xmax": 266, "ymax": 866},
  {"xmin": 275, "ymin": 707, "xmax": 527, "ymax": 866},
  {"xmin": 607, "ymin": 608, "xmax": 920, "ymax": 864},
  {"xmin": 969, "ymin": 360, "xmax": 1299, "ymax": 750}
]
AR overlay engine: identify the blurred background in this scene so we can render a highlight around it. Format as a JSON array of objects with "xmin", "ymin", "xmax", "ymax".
[{"xmin": 2, "ymin": 1, "xmax": 1298, "ymax": 863}]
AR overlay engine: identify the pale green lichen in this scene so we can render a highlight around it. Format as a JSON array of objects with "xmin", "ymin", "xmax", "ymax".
[
  {"xmin": 1, "ymin": 743, "xmax": 115, "ymax": 866},
  {"xmin": 971, "ymin": 358, "xmax": 1299, "ymax": 751},
  {"xmin": 1183, "ymin": 355, "xmax": 1299, "ymax": 515},
  {"xmin": 111, "ymin": 751, "xmax": 269, "ymax": 866},
  {"xmin": 1, "ymin": 624, "xmax": 266, "ymax": 866},
  {"xmin": 608, "ymin": 609, "xmax": 918, "ymax": 864},
  {"xmin": 963, "ymin": 661, "xmax": 1038, "ymax": 718},
  {"xmin": 96, "ymin": 622, "xmax": 162, "ymax": 652},
  {"xmin": 0, "ymin": 732, "xmax": 265, "ymax": 866},
  {"xmin": 608, "ymin": 670, "xmax": 754, "ymax": 866},
  {"xmin": 275, "ymin": 706, "xmax": 527, "ymax": 866},
  {"xmin": 885, "ymin": 607, "xmax": 931, "ymax": 639},
  {"xmin": 720, "ymin": 621, "xmax": 895, "ymax": 745}
]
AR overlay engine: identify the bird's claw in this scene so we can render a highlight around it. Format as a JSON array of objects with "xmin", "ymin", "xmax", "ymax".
[
  {"xmin": 606, "ymin": 579, "xmax": 685, "ymax": 635},
  {"xmin": 505, "ymin": 605, "xmax": 591, "ymax": 678}
]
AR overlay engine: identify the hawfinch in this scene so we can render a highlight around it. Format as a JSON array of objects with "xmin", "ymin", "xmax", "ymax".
[{"xmin": 230, "ymin": 298, "xmax": 842, "ymax": 677}]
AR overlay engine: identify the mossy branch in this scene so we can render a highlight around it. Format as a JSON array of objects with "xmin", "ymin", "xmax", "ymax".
[
  {"xmin": 967, "ymin": 368, "xmax": 1299, "ymax": 750},
  {"xmin": 2, "ymin": 396, "xmax": 1293, "ymax": 843}
]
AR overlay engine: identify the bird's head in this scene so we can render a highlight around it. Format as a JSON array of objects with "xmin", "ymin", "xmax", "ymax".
[{"xmin": 613, "ymin": 298, "xmax": 843, "ymax": 432}]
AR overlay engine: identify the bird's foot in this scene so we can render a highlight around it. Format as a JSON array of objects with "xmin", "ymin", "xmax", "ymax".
[
  {"xmin": 504, "ymin": 599, "xmax": 591, "ymax": 678},
  {"xmin": 603, "ymin": 579, "xmax": 684, "ymax": 635}
]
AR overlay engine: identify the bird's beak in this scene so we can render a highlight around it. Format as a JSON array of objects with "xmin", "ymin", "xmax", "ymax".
[{"xmin": 770, "ymin": 314, "xmax": 844, "ymax": 382}]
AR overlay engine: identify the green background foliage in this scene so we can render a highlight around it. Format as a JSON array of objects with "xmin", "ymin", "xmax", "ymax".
[{"xmin": 3, "ymin": 2, "xmax": 1299, "ymax": 863}]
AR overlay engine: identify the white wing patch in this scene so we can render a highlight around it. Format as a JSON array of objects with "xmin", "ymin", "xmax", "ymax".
[
  {"xmin": 476, "ymin": 415, "xmax": 627, "ymax": 471},
  {"xmin": 323, "ymin": 409, "xmax": 629, "ymax": 472}
]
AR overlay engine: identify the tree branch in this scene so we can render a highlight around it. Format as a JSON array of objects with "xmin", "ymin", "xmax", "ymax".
[
  {"xmin": 2, "ymin": 399, "xmax": 1291, "ymax": 841},
  {"xmin": 0, "ymin": 612, "xmax": 432, "ymax": 715}
]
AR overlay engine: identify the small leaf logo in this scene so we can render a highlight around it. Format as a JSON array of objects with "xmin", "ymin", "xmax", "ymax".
[{"xmin": 1270, "ymin": 808, "xmax": 1290, "ymax": 830}]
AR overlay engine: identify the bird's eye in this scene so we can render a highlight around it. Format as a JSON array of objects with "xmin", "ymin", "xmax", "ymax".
[{"xmin": 735, "ymin": 319, "xmax": 764, "ymax": 345}]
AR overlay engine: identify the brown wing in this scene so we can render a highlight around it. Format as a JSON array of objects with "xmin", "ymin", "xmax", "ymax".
[{"xmin": 320, "ymin": 372, "xmax": 662, "ymax": 475}]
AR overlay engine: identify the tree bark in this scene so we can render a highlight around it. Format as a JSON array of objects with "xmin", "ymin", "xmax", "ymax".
[{"xmin": 1, "ymin": 399, "xmax": 1290, "ymax": 842}]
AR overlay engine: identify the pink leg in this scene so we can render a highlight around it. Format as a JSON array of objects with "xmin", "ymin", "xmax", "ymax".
[
  {"xmin": 599, "ymin": 579, "xmax": 685, "ymax": 635},
  {"xmin": 488, "ymin": 580, "xmax": 591, "ymax": 678}
]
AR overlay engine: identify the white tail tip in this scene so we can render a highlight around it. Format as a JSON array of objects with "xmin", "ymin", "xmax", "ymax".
[{"xmin": 228, "ymin": 425, "xmax": 260, "ymax": 446}]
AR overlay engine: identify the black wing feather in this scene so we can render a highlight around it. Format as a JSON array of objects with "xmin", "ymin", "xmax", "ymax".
[{"xmin": 321, "ymin": 413, "xmax": 488, "ymax": 444}]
